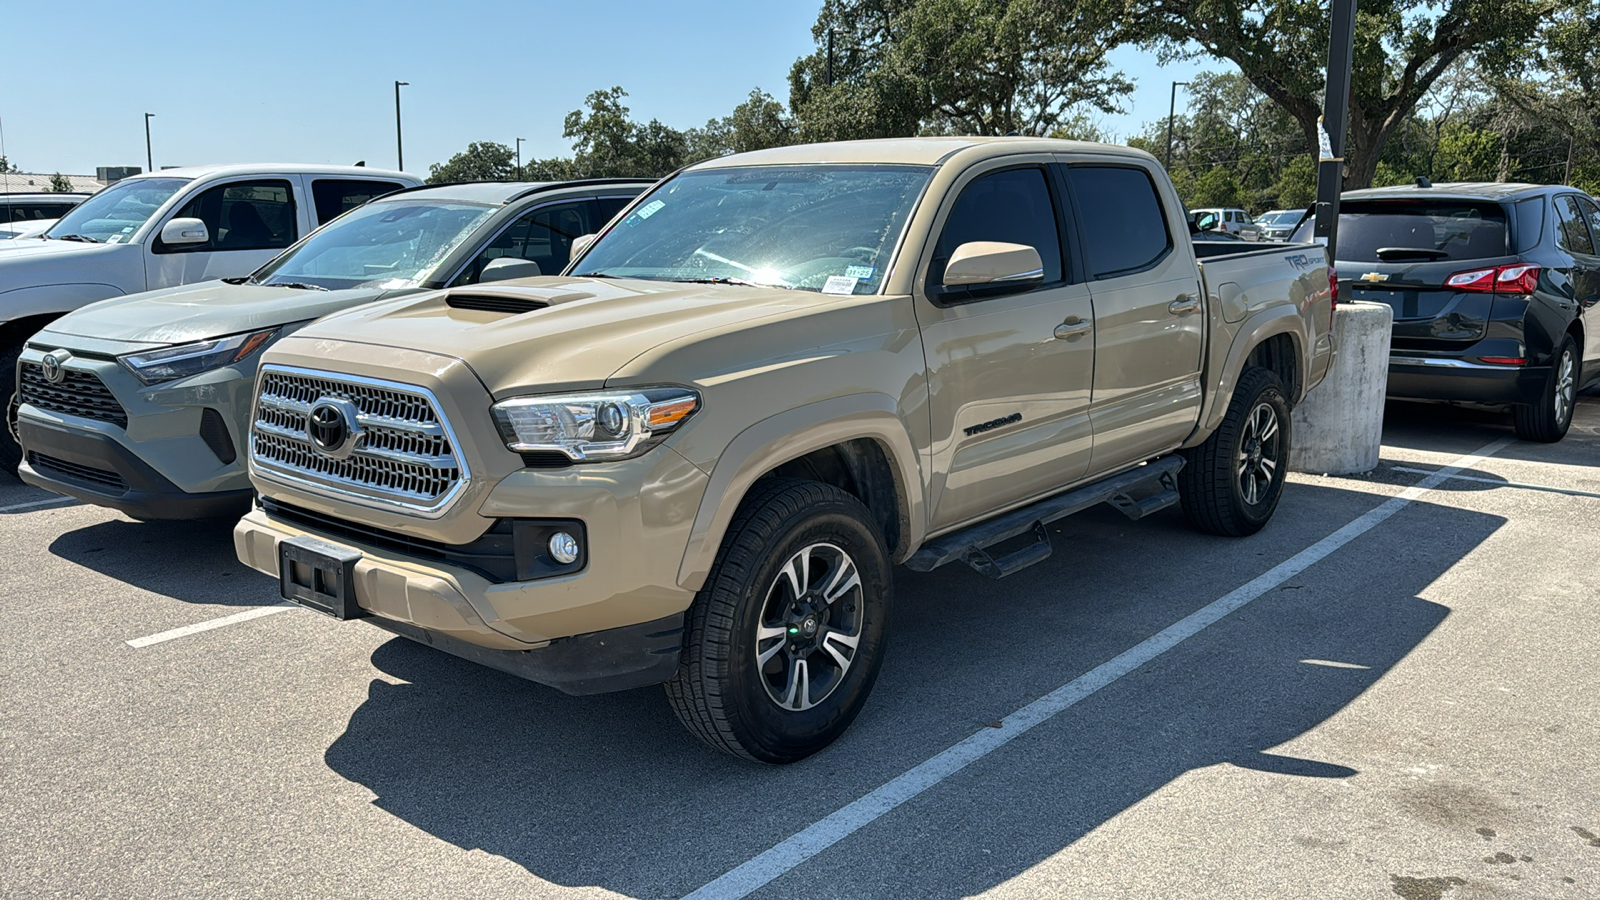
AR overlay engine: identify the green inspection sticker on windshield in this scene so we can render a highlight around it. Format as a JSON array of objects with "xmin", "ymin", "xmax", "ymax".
[{"xmin": 844, "ymin": 265, "xmax": 875, "ymax": 279}]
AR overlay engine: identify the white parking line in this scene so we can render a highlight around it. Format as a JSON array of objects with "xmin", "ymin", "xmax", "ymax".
[
  {"xmin": 683, "ymin": 436, "xmax": 1514, "ymax": 900},
  {"xmin": 0, "ymin": 496, "xmax": 76, "ymax": 513},
  {"xmin": 125, "ymin": 603, "xmax": 296, "ymax": 648},
  {"xmin": 1391, "ymin": 466, "xmax": 1600, "ymax": 500}
]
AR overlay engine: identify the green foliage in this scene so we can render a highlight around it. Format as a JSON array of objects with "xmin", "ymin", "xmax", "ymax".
[
  {"xmin": 1132, "ymin": 0, "xmax": 1550, "ymax": 188},
  {"xmin": 0, "ymin": 156, "xmax": 16, "ymax": 174},
  {"xmin": 427, "ymin": 141, "xmax": 516, "ymax": 184},
  {"xmin": 48, "ymin": 173, "xmax": 73, "ymax": 192},
  {"xmin": 1189, "ymin": 166, "xmax": 1243, "ymax": 209},
  {"xmin": 790, "ymin": 0, "xmax": 1133, "ymax": 139},
  {"xmin": 1272, "ymin": 156, "xmax": 1317, "ymax": 209},
  {"xmin": 686, "ymin": 89, "xmax": 798, "ymax": 160}
]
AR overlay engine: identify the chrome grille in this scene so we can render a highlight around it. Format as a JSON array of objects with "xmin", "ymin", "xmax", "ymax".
[
  {"xmin": 250, "ymin": 367, "xmax": 465, "ymax": 515},
  {"xmin": 19, "ymin": 363, "xmax": 128, "ymax": 428}
]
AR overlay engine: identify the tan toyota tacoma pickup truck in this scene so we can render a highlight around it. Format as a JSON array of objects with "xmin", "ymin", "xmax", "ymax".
[{"xmin": 234, "ymin": 138, "xmax": 1335, "ymax": 763}]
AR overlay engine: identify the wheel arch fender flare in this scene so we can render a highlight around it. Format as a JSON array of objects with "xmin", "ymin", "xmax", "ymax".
[
  {"xmin": 676, "ymin": 392, "xmax": 926, "ymax": 592},
  {"xmin": 1189, "ymin": 307, "xmax": 1308, "ymax": 446}
]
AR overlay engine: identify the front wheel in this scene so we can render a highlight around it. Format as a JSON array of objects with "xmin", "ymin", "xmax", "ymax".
[
  {"xmin": 1179, "ymin": 366, "xmax": 1292, "ymax": 536},
  {"xmin": 0, "ymin": 340, "xmax": 22, "ymax": 477},
  {"xmin": 1513, "ymin": 335, "xmax": 1577, "ymax": 443},
  {"xmin": 666, "ymin": 478, "xmax": 891, "ymax": 764}
]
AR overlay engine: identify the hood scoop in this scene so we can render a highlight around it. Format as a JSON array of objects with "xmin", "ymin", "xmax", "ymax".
[{"xmin": 443, "ymin": 284, "xmax": 595, "ymax": 317}]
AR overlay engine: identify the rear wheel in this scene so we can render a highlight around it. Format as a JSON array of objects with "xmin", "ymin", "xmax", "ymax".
[
  {"xmin": 1179, "ymin": 366, "xmax": 1291, "ymax": 536},
  {"xmin": 1513, "ymin": 335, "xmax": 1577, "ymax": 443},
  {"xmin": 666, "ymin": 478, "xmax": 891, "ymax": 764}
]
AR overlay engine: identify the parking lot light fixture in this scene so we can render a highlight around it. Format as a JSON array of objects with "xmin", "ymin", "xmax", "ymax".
[
  {"xmin": 394, "ymin": 81, "xmax": 408, "ymax": 171},
  {"xmin": 516, "ymin": 137, "xmax": 524, "ymax": 180},
  {"xmin": 144, "ymin": 113, "xmax": 155, "ymax": 172}
]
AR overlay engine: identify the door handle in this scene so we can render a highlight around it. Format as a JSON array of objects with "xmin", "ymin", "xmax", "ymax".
[
  {"xmin": 1168, "ymin": 294, "xmax": 1203, "ymax": 315},
  {"xmin": 1054, "ymin": 318, "xmax": 1092, "ymax": 340}
]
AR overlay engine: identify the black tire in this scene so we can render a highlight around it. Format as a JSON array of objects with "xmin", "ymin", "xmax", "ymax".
[
  {"xmin": 0, "ymin": 340, "xmax": 22, "ymax": 477},
  {"xmin": 666, "ymin": 478, "xmax": 892, "ymax": 764},
  {"xmin": 1513, "ymin": 335, "xmax": 1577, "ymax": 443},
  {"xmin": 1179, "ymin": 366, "xmax": 1291, "ymax": 537}
]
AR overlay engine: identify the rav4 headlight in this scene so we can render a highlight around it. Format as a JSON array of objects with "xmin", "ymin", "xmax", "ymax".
[
  {"xmin": 491, "ymin": 388, "xmax": 700, "ymax": 463},
  {"xmin": 118, "ymin": 328, "xmax": 279, "ymax": 385}
]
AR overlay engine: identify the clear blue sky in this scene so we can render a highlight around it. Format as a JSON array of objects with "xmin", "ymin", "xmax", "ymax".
[{"xmin": 2, "ymin": 0, "xmax": 1227, "ymax": 177}]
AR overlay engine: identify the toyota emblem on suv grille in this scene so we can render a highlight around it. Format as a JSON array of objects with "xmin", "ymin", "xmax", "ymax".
[
  {"xmin": 306, "ymin": 398, "xmax": 363, "ymax": 460},
  {"xmin": 41, "ymin": 349, "xmax": 72, "ymax": 384}
]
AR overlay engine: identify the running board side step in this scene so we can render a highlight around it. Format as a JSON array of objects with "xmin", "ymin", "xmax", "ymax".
[{"xmin": 905, "ymin": 456, "xmax": 1186, "ymax": 579}]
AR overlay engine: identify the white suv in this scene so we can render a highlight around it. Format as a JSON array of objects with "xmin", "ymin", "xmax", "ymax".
[{"xmin": 1192, "ymin": 207, "xmax": 1261, "ymax": 241}]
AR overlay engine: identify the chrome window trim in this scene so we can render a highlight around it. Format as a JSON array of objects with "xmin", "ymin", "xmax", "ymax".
[{"xmin": 248, "ymin": 364, "xmax": 472, "ymax": 519}]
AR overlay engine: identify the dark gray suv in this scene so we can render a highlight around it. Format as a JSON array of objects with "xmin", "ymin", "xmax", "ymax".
[{"xmin": 1293, "ymin": 181, "xmax": 1600, "ymax": 441}]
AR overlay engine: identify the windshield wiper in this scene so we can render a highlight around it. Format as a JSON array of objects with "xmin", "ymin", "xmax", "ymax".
[
  {"xmin": 572, "ymin": 272, "xmax": 621, "ymax": 279},
  {"xmin": 257, "ymin": 281, "xmax": 329, "ymax": 292},
  {"xmin": 671, "ymin": 276, "xmax": 797, "ymax": 290},
  {"xmin": 54, "ymin": 233, "xmax": 101, "ymax": 243}
]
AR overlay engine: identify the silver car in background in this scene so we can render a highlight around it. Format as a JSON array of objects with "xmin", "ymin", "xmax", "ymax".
[{"xmin": 1255, "ymin": 209, "xmax": 1307, "ymax": 242}]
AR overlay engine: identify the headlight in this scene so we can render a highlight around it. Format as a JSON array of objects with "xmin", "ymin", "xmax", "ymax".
[
  {"xmin": 491, "ymin": 388, "xmax": 700, "ymax": 463},
  {"xmin": 118, "ymin": 328, "xmax": 279, "ymax": 385}
]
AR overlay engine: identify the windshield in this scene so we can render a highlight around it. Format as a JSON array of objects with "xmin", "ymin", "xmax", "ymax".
[
  {"xmin": 573, "ymin": 164, "xmax": 933, "ymax": 294},
  {"xmin": 1290, "ymin": 200, "xmax": 1508, "ymax": 262},
  {"xmin": 46, "ymin": 177, "xmax": 190, "ymax": 243},
  {"xmin": 250, "ymin": 199, "xmax": 496, "ymax": 290},
  {"xmin": 1259, "ymin": 211, "xmax": 1299, "ymax": 225}
]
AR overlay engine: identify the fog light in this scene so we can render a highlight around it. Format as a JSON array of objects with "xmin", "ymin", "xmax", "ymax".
[{"xmin": 548, "ymin": 532, "xmax": 580, "ymax": 565}]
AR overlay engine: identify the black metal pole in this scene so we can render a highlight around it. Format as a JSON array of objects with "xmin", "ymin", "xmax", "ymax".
[
  {"xmin": 1165, "ymin": 81, "xmax": 1187, "ymax": 171},
  {"xmin": 826, "ymin": 29, "xmax": 835, "ymax": 87},
  {"xmin": 516, "ymin": 137, "xmax": 524, "ymax": 180},
  {"xmin": 144, "ymin": 113, "xmax": 154, "ymax": 172},
  {"xmin": 1313, "ymin": 0, "xmax": 1357, "ymax": 261},
  {"xmin": 394, "ymin": 81, "xmax": 408, "ymax": 171}
]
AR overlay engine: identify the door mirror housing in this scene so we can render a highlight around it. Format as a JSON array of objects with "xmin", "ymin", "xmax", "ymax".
[
  {"xmin": 942, "ymin": 241, "xmax": 1044, "ymax": 289},
  {"xmin": 1192, "ymin": 212, "xmax": 1218, "ymax": 233},
  {"xmin": 479, "ymin": 257, "xmax": 542, "ymax": 283},
  {"xmin": 569, "ymin": 233, "xmax": 597, "ymax": 262},
  {"xmin": 160, "ymin": 217, "xmax": 210, "ymax": 246}
]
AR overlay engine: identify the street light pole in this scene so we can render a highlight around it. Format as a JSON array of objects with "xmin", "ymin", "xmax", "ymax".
[
  {"xmin": 144, "ymin": 113, "xmax": 155, "ymax": 172},
  {"xmin": 1313, "ymin": 0, "xmax": 1358, "ymax": 261},
  {"xmin": 516, "ymin": 137, "xmax": 524, "ymax": 180},
  {"xmin": 1165, "ymin": 82, "xmax": 1188, "ymax": 171},
  {"xmin": 394, "ymin": 81, "xmax": 408, "ymax": 171}
]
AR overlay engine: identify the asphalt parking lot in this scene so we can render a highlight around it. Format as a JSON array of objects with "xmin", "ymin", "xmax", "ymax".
[{"xmin": 3, "ymin": 393, "xmax": 1598, "ymax": 900}]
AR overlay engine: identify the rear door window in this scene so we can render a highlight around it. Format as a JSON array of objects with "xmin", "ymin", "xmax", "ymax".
[
  {"xmin": 932, "ymin": 167, "xmax": 1064, "ymax": 288},
  {"xmin": 311, "ymin": 179, "xmax": 407, "ymax": 225},
  {"xmin": 1572, "ymin": 196, "xmax": 1600, "ymax": 254},
  {"xmin": 1064, "ymin": 166, "xmax": 1171, "ymax": 279},
  {"xmin": 1320, "ymin": 201, "xmax": 1508, "ymax": 263},
  {"xmin": 1555, "ymin": 196, "xmax": 1596, "ymax": 256}
]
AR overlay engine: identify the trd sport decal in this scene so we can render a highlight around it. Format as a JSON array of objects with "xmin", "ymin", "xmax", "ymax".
[{"xmin": 964, "ymin": 413, "xmax": 1022, "ymax": 437}]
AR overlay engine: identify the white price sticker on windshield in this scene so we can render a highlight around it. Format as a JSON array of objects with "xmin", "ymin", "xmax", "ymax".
[
  {"xmin": 822, "ymin": 275, "xmax": 859, "ymax": 295},
  {"xmin": 635, "ymin": 200, "xmax": 666, "ymax": 219}
]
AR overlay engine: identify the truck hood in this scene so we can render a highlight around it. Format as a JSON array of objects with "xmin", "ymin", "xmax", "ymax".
[
  {"xmin": 283, "ymin": 276, "xmax": 843, "ymax": 396},
  {"xmin": 47, "ymin": 281, "xmax": 404, "ymax": 346},
  {"xmin": 0, "ymin": 238, "xmax": 129, "ymax": 276}
]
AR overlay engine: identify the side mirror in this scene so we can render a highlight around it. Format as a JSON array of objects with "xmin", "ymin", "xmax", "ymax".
[
  {"xmin": 160, "ymin": 217, "xmax": 210, "ymax": 246},
  {"xmin": 1193, "ymin": 212, "xmax": 1218, "ymax": 233},
  {"xmin": 569, "ymin": 233, "xmax": 597, "ymax": 261},
  {"xmin": 479, "ymin": 257, "xmax": 542, "ymax": 283},
  {"xmin": 943, "ymin": 241, "xmax": 1044, "ymax": 288}
]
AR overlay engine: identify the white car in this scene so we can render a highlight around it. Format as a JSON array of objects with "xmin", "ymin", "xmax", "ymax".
[
  {"xmin": 0, "ymin": 163, "xmax": 419, "ymax": 468},
  {"xmin": 1191, "ymin": 207, "xmax": 1262, "ymax": 241},
  {"xmin": 0, "ymin": 218, "xmax": 55, "ymax": 240}
]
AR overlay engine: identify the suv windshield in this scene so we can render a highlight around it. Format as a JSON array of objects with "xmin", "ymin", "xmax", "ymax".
[
  {"xmin": 573, "ymin": 164, "xmax": 933, "ymax": 294},
  {"xmin": 45, "ymin": 177, "xmax": 191, "ymax": 243},
  {"xmin": 1259, "ymin": 211, "xmax": 1300, "ymax": 225},
  {"xmin": 251, "ymin": 199, "xmax": 496, "ymax": 290},
  {"xmin": 1291, "ymin": 200, "xmax": 1509, "ymax": 262}
]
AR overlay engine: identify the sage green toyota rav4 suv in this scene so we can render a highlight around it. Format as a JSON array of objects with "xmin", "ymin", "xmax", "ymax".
[{"xmin": 13, "ymin": 179, "xmax": 648, "ymax": 518}]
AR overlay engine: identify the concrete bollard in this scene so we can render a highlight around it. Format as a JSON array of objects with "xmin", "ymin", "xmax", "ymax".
[{"xmin": 1290, "ymin": 299, "xmax": 1393, "ymax": 475}]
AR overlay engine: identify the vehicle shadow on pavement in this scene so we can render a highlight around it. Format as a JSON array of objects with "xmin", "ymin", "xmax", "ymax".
[
  {"xmin": 320, "ymin": 483, "xmax": 1505, "ymax": 898},
  {"xmin": 1380, "ymin": 392, "xmax": 1600, "ymax": 462},
  {"xmin": 47, "ymin": 517, "xmax": 271, "ymax": 606}
]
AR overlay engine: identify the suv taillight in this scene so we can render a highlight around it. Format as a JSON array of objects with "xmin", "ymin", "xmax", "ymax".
[
  {"xmin": 1446, "ymin": 264, "xmax": 1541, "ymax": 295},
  {"xmin": 1328, "ymin": 267, "xmax": 1338, "ymax": 331}
]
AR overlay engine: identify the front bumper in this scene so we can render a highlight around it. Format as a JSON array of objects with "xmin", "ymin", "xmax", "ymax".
[
  {"xmin": 1387, "ymin": 355, "xmax": 1549, "ymax": 405},
  {"xmin": 233, "ymin": 506, "xmax": 695, "ymax": 693},
  {"xmin": 17, "ymin": 415, "xmax": 251, "ymax": 518}
]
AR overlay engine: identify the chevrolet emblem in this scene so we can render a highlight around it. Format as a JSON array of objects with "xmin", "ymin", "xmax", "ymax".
[{"xmin": 1359, "ymin": 272, "xmax": 1390, "ymax": 282}]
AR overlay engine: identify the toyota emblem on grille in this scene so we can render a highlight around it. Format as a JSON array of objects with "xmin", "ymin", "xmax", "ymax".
[
  {"xmin": 305, "ymin": 397, "xmax": 363, "ymax": 460},
  {"xmin": 40, "ymin": 349, "xmax": 72, "ymax": 384}
]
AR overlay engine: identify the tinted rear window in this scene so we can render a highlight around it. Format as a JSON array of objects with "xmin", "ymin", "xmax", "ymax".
[
  {"xmin": 1307, "ymin": 200, "xmax": 1508, "ymax": 263},
  {"xmin": 1066, "ymin": 166, "xmax": 1171, "ymax": 278}
]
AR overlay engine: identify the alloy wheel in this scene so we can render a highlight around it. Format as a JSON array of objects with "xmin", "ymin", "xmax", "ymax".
[
  {"xmin": 1235, "ymin": 402, "xmax": 1282, "ymax": 507},
  {"xmin": 754, "ymin": 542, "xmax": 864, "ymax": 712},
  {"xmin": 1555, "ymin": 348, "xmax": 1576, "ymax": 427}
]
